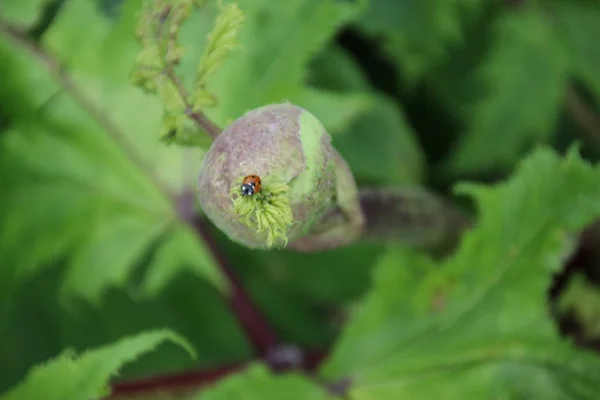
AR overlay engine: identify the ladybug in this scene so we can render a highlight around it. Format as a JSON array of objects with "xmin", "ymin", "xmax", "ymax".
[{"xmin": 241, "ymin": 174, "xmax": 262, "ymax": 196}]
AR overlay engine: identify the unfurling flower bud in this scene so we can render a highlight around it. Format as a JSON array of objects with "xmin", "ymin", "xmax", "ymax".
[{"xmin": 197, "ymin": 103, "xmax": 339, "ymax": 249}]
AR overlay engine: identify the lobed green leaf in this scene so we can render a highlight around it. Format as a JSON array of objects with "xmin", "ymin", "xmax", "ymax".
[
  {"xmin": 322, "ymin": 146, "xmax": 600, "ymax": 398},
  {"xmin": 0, "ymin": 265, "xmax": 251, "ymax": 393},
  {"xmin": 0, "ymin": 0, "xmax": 226, "ymax": 303},
  {"xmin": 0, "ymin": 329, "xmax": 195, "ymax": 400}
]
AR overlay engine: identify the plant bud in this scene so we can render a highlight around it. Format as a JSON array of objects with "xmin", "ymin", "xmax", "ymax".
[{"xmin": 197, "ymin": 103, "xmax": 337, "ymax": 249}]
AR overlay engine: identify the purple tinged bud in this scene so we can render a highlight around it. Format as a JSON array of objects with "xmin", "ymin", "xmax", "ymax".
[{"xmin": 197, "ymin": 103, "xmax": 337, "ymax": 249}]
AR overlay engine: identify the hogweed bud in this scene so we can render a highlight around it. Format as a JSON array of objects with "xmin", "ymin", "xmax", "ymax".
[{"xmin": 197, "ymin": 103, "xmax": 340, "ymax": 249}]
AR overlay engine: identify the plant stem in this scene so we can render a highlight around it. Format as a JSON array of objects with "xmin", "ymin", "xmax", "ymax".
[
  {"xmin": 192, "ymin": 218, "xmax": 281, "ymax": 352},
  {"xmin": 109, "ymin": 349, "xmax": 330, "ymax": 398},
  {"xmin": 175, "ymin": 192, "xmax": 281, "ymax": 356},
  {"xmin": 291, "ymin": 186, "xmax": 470, "ymax": 255},
  {"xmin": 358, "ymin": 187, "xmax": 471, "ymax": 255},
  {"xmin": 110, "ymin": 364, "xmax": 241, "ymax": 399},
  {"xmin": 155, "ymin": 4, "xmax": 222, "ymax": 140},
  {"xmin": 165, "ymin": 66, "xmax": 222, "ymax": 139}
]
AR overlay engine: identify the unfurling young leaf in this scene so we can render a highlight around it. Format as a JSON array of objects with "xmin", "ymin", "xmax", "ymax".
[
  {"xmin": 0, "ymin": 330, "xmax": 195, "ymax": 400},
  {"xmin": 193, "ymin": 2, "xmax": 245, "ymax": 109},
  {"xmin": 132, "ymin": 0, "xmax": 203, "ymax": 144},
  {"xmin": 132, "ymin": 0, "xmax": 246, "ymax": 147}
]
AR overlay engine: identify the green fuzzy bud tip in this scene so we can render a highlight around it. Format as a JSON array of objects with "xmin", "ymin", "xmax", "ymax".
[{"xmin": 230, "ymin": 178, "xmax": 293, "ymax": 248}]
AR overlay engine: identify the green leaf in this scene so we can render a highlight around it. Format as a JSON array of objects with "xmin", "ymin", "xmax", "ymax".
[
  {"xmin": 141, "ymin": 224, "xmax": 228, "ymax": 297},
  {"xmin": 0, "ymin": 329, "xmax": 195, "ymax": 400},
  {"xmin": 547, "ymin": 0, "xmax": 600, "ymax": 105},
  {"xmin": 445, "ymin": 9, "xmax": 570, "ymax": 175},
  {"xmin": 308, "ymin": 44, "xmax": 371, "ymax": 93},
  {"xmin": 334, "ymin": 95, "xmax": 425, "ymax": 184},
  {"xmin": 293, "ymin": 87, "xmax": 372, "ymax": 135},
  {"xmin": 321, "ymin": 146, "xmax": 600, "ymax": 398},
  {"xmin": 0, "ymin": 0, "xmax": 226, "ymax": 302},
  {"xmin": 421, "ymin": 12, "xmax": 491, "ymax": 122},
  {"xmin": 62, "ymin": 210, "xmax": 172, "ymax": 304},
  {"xmin": 309, "ymin": 44, "xmax": 425, "ymax": 184},
  {"xmin": 357, "ymin": 0, "xmax": 465, "ymax": 81},
  {"xmin": 203, "ymin": 0, "xmax": 368, "ymax": 131},
  {"xmin": 0, "ymin": 0, "xmax": 50, "ymax": 28},
  {"xmin": 193, "ymin": 364, "xmax": 332, "ymax": 399},
  {"xmin": 0, "ymin": 266, "xmax": 251, "ymax": 392},
  {"xmin": 42, "ymin": 0, "xmax": 204, "ymax": 191}
]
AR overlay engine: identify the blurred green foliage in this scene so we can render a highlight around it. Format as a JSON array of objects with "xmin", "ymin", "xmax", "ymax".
[{"xmin": 2, "ymin": 0, "xmax": 600, "ymax": 399}]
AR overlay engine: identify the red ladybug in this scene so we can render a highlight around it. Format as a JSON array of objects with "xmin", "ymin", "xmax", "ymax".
[{"xmin": 241, "ymin": 175, "xmax": 261, "ymax": 196}]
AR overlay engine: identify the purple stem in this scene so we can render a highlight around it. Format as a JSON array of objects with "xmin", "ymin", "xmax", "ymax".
[
  {"xmin": 192, "ymin": 217, "xmax": 280, "ymax": 353},
  {"xmin": 177, "ymin": 192, "xmax": 280, "ymax": 355},
  {"xmin": 110, "ymin": 364, "xmax": 241, "ymax": 398}
]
